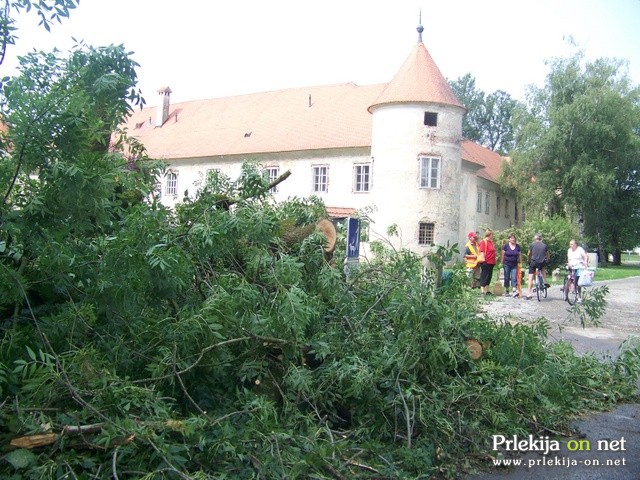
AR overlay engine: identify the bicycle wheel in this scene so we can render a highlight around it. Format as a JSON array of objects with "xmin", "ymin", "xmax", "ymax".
[{"xmin": 566, "ymin": 277, "xmax": 577, "ymax": 306}]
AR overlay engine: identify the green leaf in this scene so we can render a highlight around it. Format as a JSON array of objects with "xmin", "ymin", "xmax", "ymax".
[
  {"xmin": 4, "ymin": 449, "xmax": 38, "ymax": 469},
  {"xmin": 26, "ymin": 346, "xmax": 36, "ymax": 361},
  {"xmin": 146, "ymin": 243, "xmax": 167, "ymax": 255}
]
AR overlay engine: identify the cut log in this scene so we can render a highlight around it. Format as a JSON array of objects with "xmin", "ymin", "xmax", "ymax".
[
  {"xmin": 281, "ymin": 218, "xmax": 336, "ymax": 253},
  {"xmin": 465, "ymin": 338, "xmax": 484, "ymax": 360},
  {"xmin": 316, "ymin": 218, "xmax": 337, "ymax": 253},
  {"xmin": 281, "ymin": 223, "xmax": 315, "ymax": 247}
]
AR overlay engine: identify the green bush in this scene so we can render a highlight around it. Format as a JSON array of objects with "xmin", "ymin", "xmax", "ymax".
[{"xmin": 493, "ymin": 216, "xmax": 577, "ymax": 270}]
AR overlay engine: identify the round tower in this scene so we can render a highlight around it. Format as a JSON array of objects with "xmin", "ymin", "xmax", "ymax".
[{"xmin": 368, "ymin": 23, "xmax": 466, "ymax": 253}]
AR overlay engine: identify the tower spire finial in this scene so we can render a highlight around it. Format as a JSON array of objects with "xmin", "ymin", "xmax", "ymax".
[{"xmin": 417, "ymin": 9, "xmax": 424, "ymax": 44}]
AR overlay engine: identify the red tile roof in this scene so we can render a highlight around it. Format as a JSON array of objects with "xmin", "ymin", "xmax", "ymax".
[
  {"xmin": 368, "ymin": 42, "xmax": 465, "ymax": 112},
  {"xmin": 461, "ymin": 140, "xmax": 504, "ymax": 182},
  {"xmin": 326, "ymin": 206, "xmax": 357, "ymax": 218},
  {"xmin": 123, "ymin": 83, "xmax": 383, "ymax": 159},
  {"xmin": 121, "ymin": 74, "xmax": 502, "ymax": 185}
]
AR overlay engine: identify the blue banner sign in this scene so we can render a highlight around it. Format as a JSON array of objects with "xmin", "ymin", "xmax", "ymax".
[{"xmin": 346, "ymin": 217, "xmax": 360, "ymax": 259}]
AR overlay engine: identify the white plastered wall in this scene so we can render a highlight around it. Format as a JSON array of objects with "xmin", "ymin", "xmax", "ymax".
[{"xmin": 368, "ymin": 102, "xmax": 464, "ymax": 253}]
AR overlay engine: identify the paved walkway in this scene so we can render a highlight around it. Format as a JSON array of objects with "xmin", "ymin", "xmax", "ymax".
[
  {"xmin": 463, "ymin": 276, "xmax": 640, "ymax": 480},
  {"xmin": 463, "ymin": 403, "xmax": 640, "ymax": 479}
]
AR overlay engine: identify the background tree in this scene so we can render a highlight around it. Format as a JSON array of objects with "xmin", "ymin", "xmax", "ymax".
[
  {"xmin": 0, "ymin": 0, "xmax": 79, "ymax": 66},
  {"xmin": 449, "ymin": 73, "xmax": 484, "ymax": 142},
  {"xmin": 450, "ymin": 73, "xmax": 519, "ymax": 154},
  {"xmin": 504, "ymin": 52, "xmax": 640, "ymax": 264}
]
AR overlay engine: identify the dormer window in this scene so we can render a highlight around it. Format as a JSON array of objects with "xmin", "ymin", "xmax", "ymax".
[{"xmin": 424, "ymin": 112, "xmax": 438, "ymax": 127}]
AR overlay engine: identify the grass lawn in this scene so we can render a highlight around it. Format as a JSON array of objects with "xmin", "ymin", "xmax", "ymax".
[
  {"xmin": 621, "ymin": 253, "xmax": 640, "ymax": 263},
  {"xmin": 590, "ymin": 262, "xmax": 640, "ymax": 281},
  {"xmin": 461, "ymin": 258, "xmax": 640, "ymax": 286},
  {"xmin": 543, "ymin": 259, "xmax": 640, "ymax": 286}
]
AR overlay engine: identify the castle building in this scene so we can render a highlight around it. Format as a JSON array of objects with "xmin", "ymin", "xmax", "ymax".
[{"xmin": 122, "ymin": 24, "xmax": 518, "ymax": 255}]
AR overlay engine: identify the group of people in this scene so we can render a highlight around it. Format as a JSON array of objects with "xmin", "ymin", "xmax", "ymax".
[{"xmin": 464, "ymin": 231, "xmax": 589, "ymax": 300}]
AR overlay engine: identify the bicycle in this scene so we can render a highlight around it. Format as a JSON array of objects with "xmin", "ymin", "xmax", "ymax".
[
  {"xmin": 533, "ymin": 266, "xmax": 548, "ymax": 301},
  {"xmin": 563, "ymin": 266, "xmax": 579, "ymax": 305}
]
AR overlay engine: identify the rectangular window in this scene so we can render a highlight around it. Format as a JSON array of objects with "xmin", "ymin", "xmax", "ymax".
[
  {"xmin": 485, "ymin": 192, "xmax": 490, "ymax": 214},
  {"xmin": 505, "ymin": 198, "xmax": 509, "ymax": 218},
  {"xmin": 266, "ymin": 166, "xmax": 279, "ymax": 192},
  {"xmin": 418, "ymin": 222, "xmax": 435, "ymax": 246},
  {"xmin": 419, "ymin": 156, "xmax": 440, "ymax": 189},
  {"xmin": 165, "ymin": 172, "xmax": 177, "ymax": 196},
  {"xmin": 496, "ymin": 196, "xmax": 501, "ymax": 217},
  {"xmin": 476, "ymin": 189, "xmax": 482, "ymax": 213},
  {"xmin": 312, "ymin": 165, "xmax": 328, "ymax": 192},
  {"xmin": 424, "ymin": 111, "xmax": 438, "ymax": 127},
  {"xmin": 353, "ymin": 163, "xmax": 371, "ymax": 192}
]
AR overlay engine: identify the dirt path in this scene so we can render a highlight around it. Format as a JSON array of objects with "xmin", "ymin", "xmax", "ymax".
[{"xmin": 478, "ymin": 276, "xmax": 640, "ymax": 357}]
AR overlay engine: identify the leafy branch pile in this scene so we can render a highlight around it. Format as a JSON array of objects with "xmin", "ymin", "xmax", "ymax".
[{"xmin": 1, "ymin": 45, "xmax": 639, "ymax": 480}]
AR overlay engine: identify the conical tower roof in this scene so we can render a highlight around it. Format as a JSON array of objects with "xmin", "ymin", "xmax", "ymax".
[{"xmin": 368, "ymin": 30, "xmax": 465, "ymax": 113}]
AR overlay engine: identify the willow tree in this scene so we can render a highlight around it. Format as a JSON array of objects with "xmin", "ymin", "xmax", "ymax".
[{"xmin": 505, "ymin": 52, "xmax": 640, "ymax": 263}]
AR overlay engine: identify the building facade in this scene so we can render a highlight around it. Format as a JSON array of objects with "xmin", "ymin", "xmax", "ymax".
[{"xmin": 122, "ymin": 26, "xmax": 519, "ymax": 257}]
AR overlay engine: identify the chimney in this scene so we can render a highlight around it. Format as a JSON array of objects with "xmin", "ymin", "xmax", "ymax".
[{"xmin": 155, "ymin": 86, "xmax": 172, "ymax": 127}]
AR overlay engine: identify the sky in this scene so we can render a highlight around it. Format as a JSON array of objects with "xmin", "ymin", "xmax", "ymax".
[{"xmin": 3, "ymin": 0, "xmax": 640, "ymax": 105}]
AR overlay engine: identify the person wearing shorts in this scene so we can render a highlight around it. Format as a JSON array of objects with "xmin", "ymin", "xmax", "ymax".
[{"xmin": 525, "ymin": 233, "xmax": 550, "ymax": 299}]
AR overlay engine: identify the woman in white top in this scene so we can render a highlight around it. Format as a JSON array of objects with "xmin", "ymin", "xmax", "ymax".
[{"xmin": 567, "ymin": 239, "xmax": 589, "ymax": 301}]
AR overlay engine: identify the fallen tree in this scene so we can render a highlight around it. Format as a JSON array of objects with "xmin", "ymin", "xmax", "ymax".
[{"xmin": 2, "ymin": 44, "xmax": 640, "ymax": 479}]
